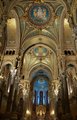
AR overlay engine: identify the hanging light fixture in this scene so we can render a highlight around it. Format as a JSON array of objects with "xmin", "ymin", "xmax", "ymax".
[{"xmin": 26, "ymin": 109, "xmax": 31, "ymax": 115}]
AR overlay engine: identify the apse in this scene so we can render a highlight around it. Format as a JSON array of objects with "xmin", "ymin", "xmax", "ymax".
[{"xmin": 32, "ymin": 70, "xmax": 49, "ymax": 105}]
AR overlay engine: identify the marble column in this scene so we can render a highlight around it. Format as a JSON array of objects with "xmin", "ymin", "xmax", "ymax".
[
  {"xmin": 0, "ymin": 90, "xmax": 2, "ymax": 109},
  {"xmin": 17, "ymin": 97, "xmax": 24, "ymax": 120},
  {"xmin": 61, "ymin": 73, "xmax": 72, "ymax": 120},
  {"xmin": 73, "ymin": 26, "xmax": 77, "ymax": 52},
  {"xmin": 62, "ymin": 73, "xmax": 70, "ymax": 113},
  {"xmin": 6, "ymin": 84, "xmax": 14, "ymax": 112},
  {"xmin": 20, "ymin": 80, "xmax": 30, "ymax": 120},
  {"xmin": 12, "ymin": 88, "xmax": 18, "ymax": 112},
  {"xmin": 0, "ymin": 79, "xmax": 4, "ymax": 110}
]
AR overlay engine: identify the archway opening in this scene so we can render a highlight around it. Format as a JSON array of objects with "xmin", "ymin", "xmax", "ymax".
[
  {"xmin": 21, "ymin": 42, "xmax": 58, "ymax": 119},
  {"xmin": 30, "ymin": 68, "xmax": 52, "ymax": 119},
  {"xmin": 32, "ymin": 69, "xmax": 50, "ymax": 106}
]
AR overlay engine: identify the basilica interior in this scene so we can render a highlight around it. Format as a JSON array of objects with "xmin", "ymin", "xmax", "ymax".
[{"xmin": 0, "ymin": 0, "xmax": 77, "ymax": 120}]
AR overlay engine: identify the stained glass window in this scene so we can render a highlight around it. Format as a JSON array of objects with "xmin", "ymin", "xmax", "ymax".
[{"xmin": 33, "ymin": 78, "xmax": 49, "ymax": 105}]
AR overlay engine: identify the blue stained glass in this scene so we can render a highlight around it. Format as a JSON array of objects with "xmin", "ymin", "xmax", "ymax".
[
  {"xmin": 48, "ymin": 97, "xmax": 50, "ymax": 104},
  {"xmin": 33, "ymin": 97, "xmax": 35, "ymax": 104},
  {"xmin": 33, "ymin": 79, "xmax": 49, "ymax": 105}
]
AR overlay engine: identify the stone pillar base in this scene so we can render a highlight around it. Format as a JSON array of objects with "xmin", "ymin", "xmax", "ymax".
[{"xmin": 62, "ymin": 113, "xmax": 73, "ymax": 120}]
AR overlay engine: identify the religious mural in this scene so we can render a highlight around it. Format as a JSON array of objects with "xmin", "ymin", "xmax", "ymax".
[{"xmin": 28, "ymin": 4, "xmax": 51, "ymax": 28}]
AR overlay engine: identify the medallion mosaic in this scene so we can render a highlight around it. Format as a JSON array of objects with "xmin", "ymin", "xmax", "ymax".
[{"xmin": 28, "ymin": 4, "xmax": 51, "ymax": 28}]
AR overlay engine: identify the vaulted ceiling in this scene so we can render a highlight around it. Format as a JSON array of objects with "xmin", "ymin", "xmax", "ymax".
[{"xmin": 0, "ymin": 0, "xmax": 77, "ymax": 56}]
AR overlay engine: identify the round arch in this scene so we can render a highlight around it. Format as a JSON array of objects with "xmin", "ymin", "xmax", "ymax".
[
  {"xmin": 21, "ymin": 42, "xmax": 58, "ymax": 81},
  {"xmin": 21, "ymin": 35, "xmax": 58, "ymax": 55},
  {"xmin": 29, "ymin": 64, "xmax": 52, "ymax": 82},
  {"xmin": 8, "ymin": 9, "xmax": 20, "ymax": 54},
  {"xmin": 1, "ymin": 61, "xmax": 13, "ymax": 70},
  {"xmin": 29, "ymin": 65, "xmax": 52, "ymax": 106}
]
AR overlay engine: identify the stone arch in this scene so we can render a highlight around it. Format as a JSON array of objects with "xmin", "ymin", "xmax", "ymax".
[
  {"xmin": 29, "ymin": 64, "xmax": 52, "ymax": 82},
  {"xmin": 29, "ymin": 63, "xmax": 52, "ymax": 81},
  {"xmin": 66, "ymin": 63, "xmax": 77, "ymax": 98},
  {"xmin": 1, "ymin": 61, "xmax": 14, "ymax": 78},
  {"xmin": 21, "ymin": 35, "xmax": 58, "ymax": 55},
  {"xmin": 29, "ymin": 64, "xmax": 52, "ymax": 106},
  {"xmin": 7, "ymin": 9, "xmax": 20, "ymax": 54},
  {"xmin": 1, "ymin": 61, "xmax": 13, "ymax": 70},
  {"xmin": 21, "ymin": 41, "xmax": 58, "ymax": 81},
  {"xmin": 59, "ymin": 7, "xmax": 66, "ymax": 50}
]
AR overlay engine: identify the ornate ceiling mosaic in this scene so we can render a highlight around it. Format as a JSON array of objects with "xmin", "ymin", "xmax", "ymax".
[
  {"xmin": 22, "ymin": 3, "xmax": 55, "ymax": 29},
  {"xmin": 28, "ymin": 3, "xmax": 51, "ymax": 28},
  {"xmin": 33, "ymin": 46, "xmax": 48, "ymax": 58}
]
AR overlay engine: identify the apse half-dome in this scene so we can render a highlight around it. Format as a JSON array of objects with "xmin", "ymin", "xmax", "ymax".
[
  {"xmin": 33, "ymin": 79, "xmax": 49, "ymax": 105},
  {"xmin": 32, "ymin": 69, "xmax": 50, "ymax": 105}
]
